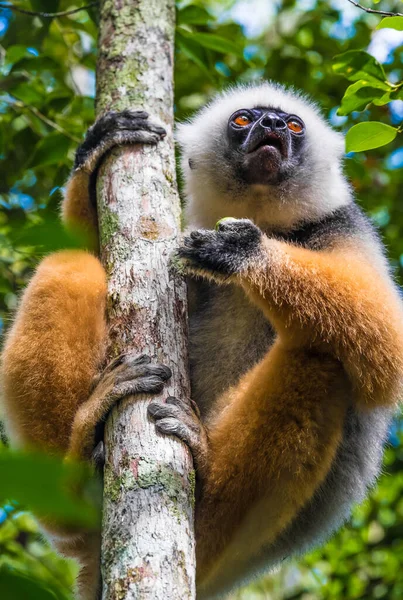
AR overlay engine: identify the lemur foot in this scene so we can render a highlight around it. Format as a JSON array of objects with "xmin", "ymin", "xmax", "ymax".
[
  {"xmin": 67, "ymin": 352, "xmax": 172, "ymax": 462},
  {"xmin": 148, "ymin": 396, "xmax": 208, "ymax": 473},
  {"xmin": 177, "ymin": 218, "xmax": 262, "ymax": 279},
  {"xmin": 74, "ymin": 110, "xmax": 166, "ymax": 173}
]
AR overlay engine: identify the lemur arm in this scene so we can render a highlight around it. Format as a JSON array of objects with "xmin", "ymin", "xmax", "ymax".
[
  {"xmin": 179, "ymin": 219, "xmax": 403, "ymax": 409},
  {"xmin": 1, "ymin": 110, "xmax": 167, "ymax": 460},
  {"xmin": 147, "ymin": 217, "xmax": 403, "ymax": 596},
  {"xmin": 62, "ymin": 110, "xmax": 165, "ymax": 249},
  {"xmin": 242, "ymin": 235, "xmax": 403, "ymax": 409}
]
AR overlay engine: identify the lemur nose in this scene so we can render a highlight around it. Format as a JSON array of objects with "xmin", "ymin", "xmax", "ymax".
[{"xmin": 260, "ymin": 114, "xmax": 287, "ymax": 131}]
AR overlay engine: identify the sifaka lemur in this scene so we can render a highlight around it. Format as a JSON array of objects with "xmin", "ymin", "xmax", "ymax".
[{"xmin": 2, "ymin": 82, "xmax": 403, "ymax": 599}]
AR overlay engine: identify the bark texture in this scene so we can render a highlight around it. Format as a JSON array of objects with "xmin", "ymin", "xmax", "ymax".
[{"xmin": 96, "ymin": 1, "xmax": 195, "ymax": 598}]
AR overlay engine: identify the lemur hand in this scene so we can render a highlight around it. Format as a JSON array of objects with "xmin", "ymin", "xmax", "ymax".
[
  {"xmin": 67, "ymin": 352, "xmax": 172, "ymax": 463},
  {"xmin": 177, "ymin": 218, "xmax": 262, "ymax": 279},
  {"xmin": 74, "ymin": 110, "xmax": 166, "ymax": 174},
  {"xmin": 148, "ymin": 395, "xmax": 209, "ymax": 478}
]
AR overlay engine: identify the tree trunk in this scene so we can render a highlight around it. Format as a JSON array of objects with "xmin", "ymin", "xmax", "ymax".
[{"xmin": 95, "ymin": 1, "xmax": 196, "ymax": 598}]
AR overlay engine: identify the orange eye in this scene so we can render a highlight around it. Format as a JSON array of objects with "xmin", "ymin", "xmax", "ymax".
[
  {"xmin": 287, "ymin": 120, "xmax": 303, "ymax": 133},
  {"xmin": 234, "ymin": 115, "xmax": 251, "ymax": 127}
]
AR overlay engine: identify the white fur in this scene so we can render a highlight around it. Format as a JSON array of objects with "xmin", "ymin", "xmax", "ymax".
[{"xmin": 176, "ymin": 82, "xmax": 352, "ymax": 230}]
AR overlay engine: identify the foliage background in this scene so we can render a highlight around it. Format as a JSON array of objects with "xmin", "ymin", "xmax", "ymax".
[{"xmin": 0, "ymin": 0, "xmax": 402, "ymax": 598}]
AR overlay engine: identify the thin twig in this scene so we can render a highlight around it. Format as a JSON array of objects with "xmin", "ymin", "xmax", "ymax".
[
  {"xmin": 347, "ymin": 0, "xmax": 403, "ymax": 17},
  {"xmin": 3, "ymin": 96, "xmax": 81, "ymax": 143},
  {"xmin": 0, "ymin": 1, "xmax": 98, "ymax": 18}
]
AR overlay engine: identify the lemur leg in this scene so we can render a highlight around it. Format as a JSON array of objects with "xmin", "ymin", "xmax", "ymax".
[
  {"xmin": 178, "ymin": 218, "xmax": 403, "ymax": 409},
  {"xmin": 150, "ymin": 342, "xmax": 348, "ymax": 593},
  {"xmin": 1, "ymin": 250, "xmax": 107, "ymax": 453},
  {"xmin": 55, "ymin": 532, "xmax": 102, "ymax": 600},
  {"xmin": 1, "ymin": 252, "xmax": 171, "ymax": 459}
]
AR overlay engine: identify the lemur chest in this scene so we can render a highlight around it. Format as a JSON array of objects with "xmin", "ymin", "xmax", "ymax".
[{"xmin": 187, "ymin": 280, "xmax": 275, "ymax": 416}]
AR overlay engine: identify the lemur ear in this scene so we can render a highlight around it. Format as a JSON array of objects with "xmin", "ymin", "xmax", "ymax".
[{"xmin": 189, "ymin": 158, "xmax": 196, "ymax": 170}]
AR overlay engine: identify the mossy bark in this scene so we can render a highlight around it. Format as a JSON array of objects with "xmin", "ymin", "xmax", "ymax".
[{"xmin": 96, "ymin": 1, "xmax": 195, "ymax": 598}]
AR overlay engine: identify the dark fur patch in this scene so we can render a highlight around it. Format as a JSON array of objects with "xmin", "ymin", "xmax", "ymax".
[
  {"xmin": 74, "ymin": 110, "xmax": 163, "ymax": 169},
  {"xmin": 179, "ymin": 219, "xmax": 262, "ymax": 275},
  {"xmin": 73, "ymin": 110, "xmax": 166, "ymax": 208},
  {"xmin": 273, "ymin": 203, "xmax": 380, "ymax": 251}
]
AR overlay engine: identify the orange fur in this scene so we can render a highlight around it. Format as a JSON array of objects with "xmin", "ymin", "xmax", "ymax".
[
  {"xmin": 241, "ymin": 237, "xmax": 403, "ymax": 408},
  {"xmin": 2, "ymin": 183, "xmax": 403, "ymax": 598},
  {"xmin": 1, "ymin": 250, "xmax": 107, "ymax": 452},
  {"xmin": 178, "ymin": 234, "xmax": 403, "ymax": 593},
  {"xmin": 196, "ymin": 343, "xmax": 348, "ymax": 590},
  {"xmin": 62, "ymin": 171, "xmax": 98, "ymax": 250}
]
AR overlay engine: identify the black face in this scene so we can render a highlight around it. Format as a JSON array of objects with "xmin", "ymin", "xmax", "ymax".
[{"xmin": 226, "ymin": 106, "xmax": 306, "ymax": 185}]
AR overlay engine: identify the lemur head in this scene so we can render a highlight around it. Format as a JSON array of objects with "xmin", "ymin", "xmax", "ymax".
[{"xmin": 177, "ymin": 82, "xmax": 352, "ymax": 230}]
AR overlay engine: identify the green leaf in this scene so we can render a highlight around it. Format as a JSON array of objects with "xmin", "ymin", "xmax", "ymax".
[
  {"xmin": 0, "ymin": 451, "xmax": 100, "ymax": 528},
  {"xmin": 346, "ymin": 122, "xmax": 398, "ymax": 153},
  {"xmin": 333, "ymin": 50, "xmax": 389, "ymax": 89},
  {"xmin": 12, "ymin": 83, "xmax": 44, "ymax": 106},
  {"xmin": 0, "ymin": 570, "xmax": 57, "ymax": 600},
  {"xmin": 8, "ymin": 215, "xmax": 90, "ymax": 253},
  {"xmin": 185, "ymin": 32, "xmax": 244, "ymax": 58},
  {"xmin": 29, "ymin": 134, "xmax": 71, "ymax": 168},
  {"xmin": 5, "ymin": 45, "xmax": 32, "ymax": 67},
  {"xmin": 177, "ymin": 6, "xmax": 211, "ymax": 25},
  {"xmin": 10, "ymin": 56, "xmax": 60, "ymax": 75},
  {"xmin": 30, "ymin": 0, "xmax": 60, "ymax": 14},
  {"xmin": 338, "ymin": 81, "xmax": 391, "ymax": 115},
  {"xmin": 377, "ymin": 17, "xmax": 403, "ymax": 31},
  {"xmin": 176, "ymin": 32, "xmax": 214, "ymax": 80}
]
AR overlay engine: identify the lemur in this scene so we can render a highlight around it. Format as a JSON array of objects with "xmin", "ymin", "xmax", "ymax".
[{"xmin": 2, "ymin": 82, "xmax": 403, "ymax": 599}]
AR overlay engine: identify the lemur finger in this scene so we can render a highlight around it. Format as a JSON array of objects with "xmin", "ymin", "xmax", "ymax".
[
  {"xmin": 91, "ymin": 353, "xmax": 150, "ymax": 389},
  {"xmin": 189, "ymin": 230, "xmax": 211, "ymax": 242},
  {"xmin": 153, "ymin": 417, "xmax": 207, "ymax": 470},
  {"xmin": 148, "ymin": 398, "xmax": 197, "ymax": 425},
  {"xmin": 105, "ymin": 109, "xmax": 149, "ymax": 121},
  {"xmin": 114, "ymin": 362, "xmax": 172, "ymax": 385},
  {"xmin": 120, "ymin": 353, "xmax": 151, "ymax": 367},
  {"xmin": 154, "ymin": 417, "xmax": 193, "ymax": 440},
  {"xmin": 166, "ymin": 396, "xmax": 201, "ymax": 419},
  {"xmin": 74, "ymin": 110, "xmax": 166, "ymax": 173},
  {"xmin": 109, "ymin": 376, "xmax": 167, "ymax": 400},
  {"xmin": 148, "ymin": 396, "xmax": 208, "ymax": 470},
  {"xmin": 148, "ymin": 401, "xmax": 183, "ymax": 420},
  {"xmin": 166, "ymin": 395, "xmax": 202, "ymax": 420},
  {"xmin": 96, "ymin": 113, "xmax": 166, "ymax": 137}
]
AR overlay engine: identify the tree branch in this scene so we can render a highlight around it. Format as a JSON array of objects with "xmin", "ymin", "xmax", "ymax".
[
  {"xmin": 0, "ymin": 1, "xmax": 98, "ymax": 18},
  {"xmin": 96, "ymin": 0, "xmax": 196, "ymax": 598},
  {"xmin": 346, "ymin": 0, "xmax": 403, "ymax": 18}
]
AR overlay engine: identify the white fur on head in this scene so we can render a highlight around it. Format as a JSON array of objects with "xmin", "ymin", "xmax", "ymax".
[{"xmin": 176, "ymin": 81, "xmax": 352, "ymax": 230}]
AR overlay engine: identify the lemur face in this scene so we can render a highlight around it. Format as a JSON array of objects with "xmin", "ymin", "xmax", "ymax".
[
  {"xmin": 177, "ymin": 84, "xmax": 349, "ymax": 228},
  {"xmin": 226, "ymin": 107, "xmax": 306, "ymax": 185}
]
